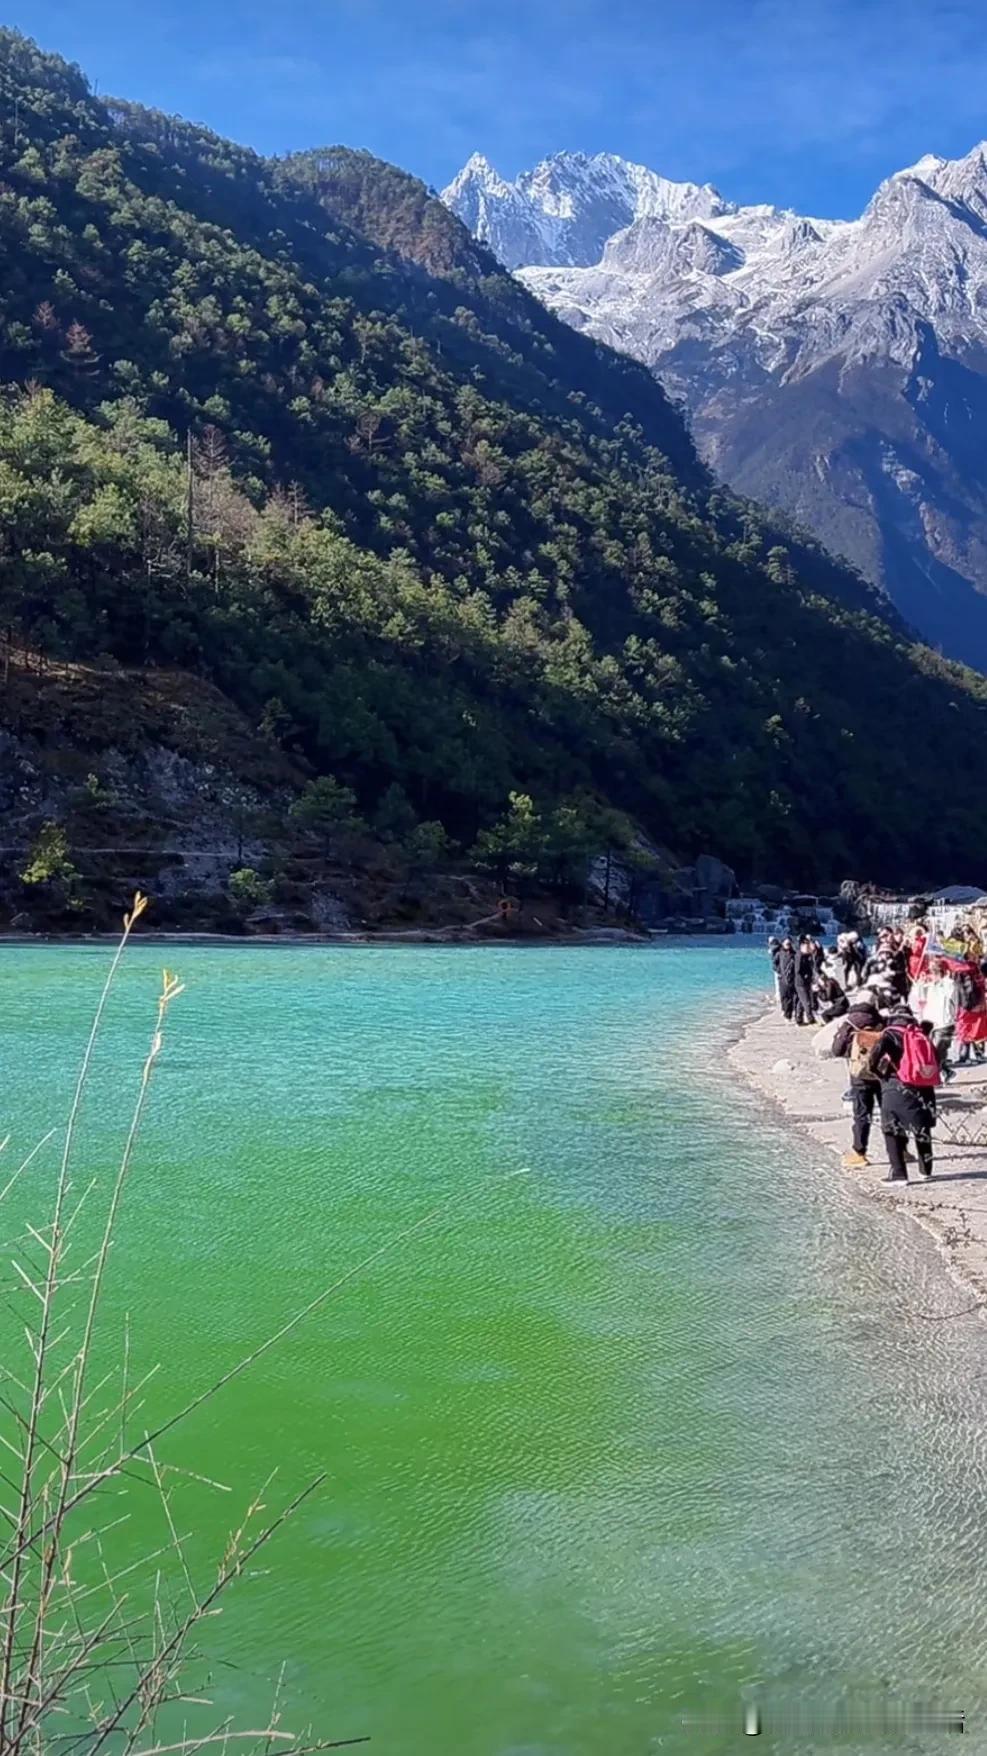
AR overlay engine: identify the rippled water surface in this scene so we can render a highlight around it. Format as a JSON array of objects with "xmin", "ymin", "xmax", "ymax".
[{"xmin": 3, "ymin": 943, "xmax": 987, "ymax": 1754}]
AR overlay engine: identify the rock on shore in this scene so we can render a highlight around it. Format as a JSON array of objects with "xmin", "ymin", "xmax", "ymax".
[{"xmin": 729, "ymin": 1004, "xmax": 987, "ymax": 1306}]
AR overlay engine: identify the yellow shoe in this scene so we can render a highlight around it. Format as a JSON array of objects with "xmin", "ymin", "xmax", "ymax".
[{"xmin": 842, "ymin": 1150, "xmax": 869, "ymax": 1168}]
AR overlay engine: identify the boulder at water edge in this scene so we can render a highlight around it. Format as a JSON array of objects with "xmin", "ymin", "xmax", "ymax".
[{"xmin": 812, "ymin": 1018, "xmax": 842, "ymax": 1059}]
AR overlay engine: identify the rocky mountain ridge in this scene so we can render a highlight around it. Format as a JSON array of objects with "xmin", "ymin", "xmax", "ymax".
[{"xmin": 443, "ymin": 146, "xmax": 987, "ymax": 667}]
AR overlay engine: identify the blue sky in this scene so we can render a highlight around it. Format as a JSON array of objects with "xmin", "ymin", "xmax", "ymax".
[{"xmin": 16, "ymin": 0, "xmax": 987, "ymax": 217}]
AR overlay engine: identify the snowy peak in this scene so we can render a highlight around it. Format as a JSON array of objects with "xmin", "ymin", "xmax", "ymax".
[
  {"xmin": 447, "ymin": 135, "xmax": 987, "ymax": 351},
  {"xmin": 442, "ymin": 149, "xmax": 734, "ymax": 269},
  {"xmin": 439, "ymin": 152, "xmax": 567, "ymax": 268},
  {"xmin": 443, "ymin": 152, "xmax": 511, "ymax": 199},
  {"xmin": 897, "ymin": 152, "xmax": 947, "ymax": 182},
  {"xmin": 779, "ymin": 217, "xmax": 822, "ymax": 249},
  {"xmin": 892, "ymin": 151, "xmax": 948, "ymax": 188},
  {"xmin": 445, "ymin": 138, "xmax": 987, "ymax": 295},
  {"xmin": 515, "ymin": 149, "xmax": 729, "ymax": 224},
  {"xmin": 667, "ymin": 221, "xmax": 743, "ymax": 277},
  {"xmin": 856, "ymin": 142, "xmax": 987, "ymax": 237},
  {"xmin": 920, "ymin": 141, "xmax": 987, "ymax": 193},
  {"xmin": 862, "ymin": 167, "xmax": 951, "ymax": 230},
  {"xmin": 601, "ymin": 215, "xmax": 671, "ymax": 272},
  {"xmin": 920, "ymin": 141, "xmax": 987, "ymax": 224},
  {"xmin": 445, "ymin": 134, "xmax": 987, "ymax": 671},
  {"xmin": 603, "ymin": 215, "xmax": 742, "ymax": 278}
]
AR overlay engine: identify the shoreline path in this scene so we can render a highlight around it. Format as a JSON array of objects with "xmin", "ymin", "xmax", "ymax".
[{"xmin": 730, "ymin": 1001, "xmax": 987, "ymax": 1306}]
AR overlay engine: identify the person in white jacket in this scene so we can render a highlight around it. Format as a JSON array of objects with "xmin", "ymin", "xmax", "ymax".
[{"xmin": 912, "ymin": 959, "xmax": 957, "ymax": 1078}]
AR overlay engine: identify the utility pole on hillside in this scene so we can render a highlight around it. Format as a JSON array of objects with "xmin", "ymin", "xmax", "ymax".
[{"xmin": 185, "ymin": 430, "xmax": 194, "ymax": 586}]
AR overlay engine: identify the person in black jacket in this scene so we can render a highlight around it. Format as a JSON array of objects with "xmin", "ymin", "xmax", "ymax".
[
  {"xmin": 817, "ymin": 971, "xmax": 849, "ymax": 1022},
  {"xmin": 767, "ymin": 936, "xmax": 783, "ymax": 1007},
  {"xmin": 866, "ymin": 1006, "xmax": 936, "ymax": 1182},
  {"xmin": 794, "ymin": 937, "xmax": 817, "ymax": 1026},
  {"xmin": 833, "ymin": 992, "xmax": 885, "ymax": 1166},
  {"xmin": 776, "ymin": 937, "xmax": 796, "ymax": 1020},
  {"xmin": 839, "ymin": 932, "xmax": 868, "ymax": 989}
]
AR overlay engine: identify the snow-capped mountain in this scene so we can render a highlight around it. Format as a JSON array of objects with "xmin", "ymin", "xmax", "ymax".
[
  {"xmin": 441, "ymin": 151, "xmax": 731, "ymax": 270},
  {"xmin": 443, "ymin": 148, "xmax": 987, "ymax": 670}
]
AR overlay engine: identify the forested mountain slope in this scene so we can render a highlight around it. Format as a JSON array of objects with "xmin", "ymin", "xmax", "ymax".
[{"xmin": 2, "ymin": 28, "xmax": 987, "ymax": 891}]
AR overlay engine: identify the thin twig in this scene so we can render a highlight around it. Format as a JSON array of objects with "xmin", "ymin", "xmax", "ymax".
[
  {"xmin": 85, "ymin": 1478, "xmax": 324, "ymax": 1756},
  {"xmin": 14, "ymin": 958, "xmax": 176, "ymax": 1748},
  {"xmin": 1, "ymin": 898, "xmax": 147, "ymax": 1746},
  {"xmin": 0, "ymin": 1134, "xmax": 55, "ymax": 1209}
]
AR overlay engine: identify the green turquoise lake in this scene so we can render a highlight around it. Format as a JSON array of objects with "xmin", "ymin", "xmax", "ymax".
[{"xmin": 3, "ymin": 943, "xmax": 987, "ymax": 1754}]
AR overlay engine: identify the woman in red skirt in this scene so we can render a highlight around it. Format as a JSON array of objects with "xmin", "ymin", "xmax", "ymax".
[{"xmin": 953, "ymin": 956, "xmax": 987, "ymax": 1065}]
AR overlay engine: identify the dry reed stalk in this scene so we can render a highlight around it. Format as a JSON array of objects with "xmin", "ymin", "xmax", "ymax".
[{"xmin": 0, "ymin": 895, "xmax": 525, "ymax": 1755}]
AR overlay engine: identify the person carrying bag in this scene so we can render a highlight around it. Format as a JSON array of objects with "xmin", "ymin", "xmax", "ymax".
[{"xmin": 866, "ymin": 1007, "xmax": 940, "ymax": 1182}]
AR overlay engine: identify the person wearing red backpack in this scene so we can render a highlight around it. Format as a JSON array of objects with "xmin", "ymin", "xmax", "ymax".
[{"xmin": 866, "ymin": 1005, "xmax": 940, "ymax": 1181}]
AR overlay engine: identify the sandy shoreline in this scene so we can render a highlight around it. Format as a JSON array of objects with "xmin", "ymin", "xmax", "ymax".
[
  {"xmin": 0, "ymin": 926, "xmax": 653, "ymax": 949},
  {"xmin": 730, "ymin": 1000, "xmax": 987, "ymax": 1308}
]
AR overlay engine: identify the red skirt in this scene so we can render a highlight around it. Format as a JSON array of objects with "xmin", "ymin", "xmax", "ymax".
[{"xmin": 956, "ymin": 1007, "xmax": 987, "ymax": 1045}]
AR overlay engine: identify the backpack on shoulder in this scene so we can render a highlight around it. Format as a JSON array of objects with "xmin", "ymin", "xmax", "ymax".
[
  {"xmin": 848, "ymin": 1027, "xmax": 883, "ymax": 1081},
  {"xmin": 891, "ymin": 1023, "xmax": 941, "ymax": 1088}
]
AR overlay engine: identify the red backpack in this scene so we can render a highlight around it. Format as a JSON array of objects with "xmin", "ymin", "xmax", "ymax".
[{"xmin": 892, "ymin": 1023, "xmax": 941, "ymax": 1088}]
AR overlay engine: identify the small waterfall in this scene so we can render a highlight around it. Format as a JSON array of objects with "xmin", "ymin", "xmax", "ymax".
[{"xmin": 726, "ymin": 898, "xmax": 838, "ymax": 939}]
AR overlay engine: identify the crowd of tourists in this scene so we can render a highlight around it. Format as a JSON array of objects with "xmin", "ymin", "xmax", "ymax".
[{"xmin": 768, "ymin": 922, "xmax": 987, "ymax": 1184}]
